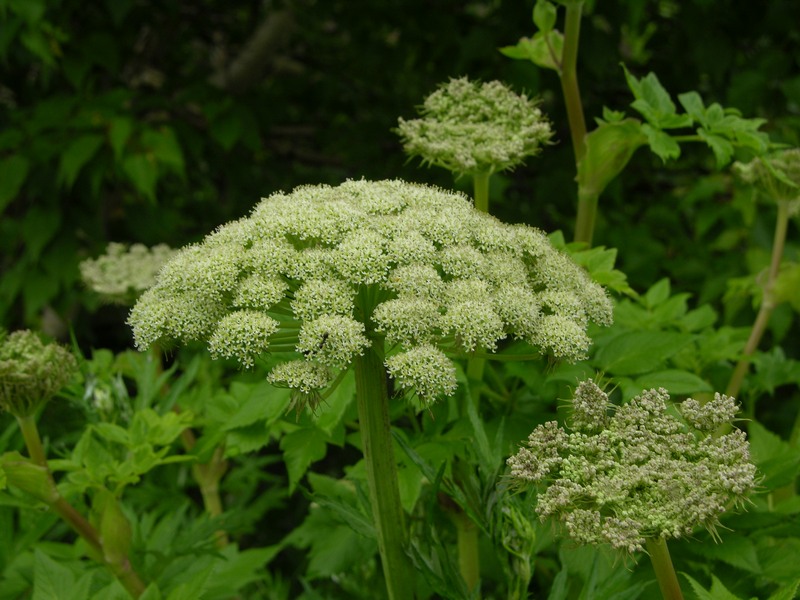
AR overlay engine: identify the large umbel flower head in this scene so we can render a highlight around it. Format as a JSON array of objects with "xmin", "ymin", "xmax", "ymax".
[
  {"xmin": 129, "ymin": 180, "xmax": 611, "ymax": 406},
  {"xmin": 396, "ymin": 77, "xmax": 553, "ymax": 177},
  {"xmin": 508, "ymin": 380, "xmax": 757, "ymax": 554}
]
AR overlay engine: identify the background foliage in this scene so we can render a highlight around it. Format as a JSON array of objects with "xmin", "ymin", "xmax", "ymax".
[{"xmin": 2, "ymin": 0, "xmax": 800, "ymax": 598}]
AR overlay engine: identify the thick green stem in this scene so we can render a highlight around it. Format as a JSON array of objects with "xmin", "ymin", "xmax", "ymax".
[
  {"xmin": 354, "ymin": 346, "xmax": 414, "ymax": 600},
  {"xmin": 560, "ymin": 2, "xmax": 587, "ymax": 164},
  {"xmin": 574, "ymin": 189, "xmax": 598, "ymax": 246},
  {"xmin": 473, "ymin": 171, "xmax": 491, "ymax": 214},
  {"xmin": 646, "ymin": 537, "xmax": 684, "ymax": 600},
  {"xmin": 17, "ymin": 413, "xmax": 48, "ymax": 467},
  {"xmin": 725, "ymin": 201, "xmax": 790, "ymax": 399}
]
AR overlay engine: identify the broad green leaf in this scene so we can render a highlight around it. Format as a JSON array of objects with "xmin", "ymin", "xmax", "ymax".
[
  {"xmin": 533, "ymin": 0, "xmax": 557, "ymax": 32},
  {"xmin": 32, "ymin": 549, "xmax": 96, "ymax": 600},
  {"xmin": 634, "ymin": 369, "xmax": 712, "ymax": 395},
  {"xmin": 141, "ymin": 127, "xmax": 185, "ymax": 176},
  {"xmin": 690, "ymin": 533, "xmax": 761, "ymax": 573},
  {"xmin": 499, "ymin": 30, "xmax": 563, "ymax": 71},
  {"xmin": 592, "ymin": 330, "xmax": 693, "ymax": 376},
  {"xmin": 747, "ymin": 421, "xmax": 800, "ymax": 488},
  {"xmin": 108, "ymin": 117, "xmax": 133, "ymax": 159},
  {"xmin": 280, "ymin": 427, "xmax": 328, "ymax": 493},
  {"xmin": 577, "ymin": 119, "xmax": 646, "ymax": 199},
  {"xmin": 223, "ymin": 381, "xmax": 291, "ymax": 431},
  {"xmin": 678, "ymin": 304, "xmax": 718, "ymax": 332},
  {"xmin": 57, "ymin": 134, "xmax": 104, "ymax": 188},
  {"xmin": 678, "ymin": 91, "xmax": 706, "ymax": 123},
  {"xmin": 21, "ymin": 206, "xmax": 60, "ymax": 260},
  {"xmin": 752, "ymin": 348, "xmax": 800, "ymax": 395},
  {"xmin": 122, "ymin": 152, "xmax": 158, "ymax": 202},
  {"xmin": 313, "ymin": 370, "xmax": 355, "ymax": 436},
  {"xmin": 772, "ymin": 262, "xmax": 800, "ymax": 312},
  {"xmin": 642, "ymin": 123, "xmax": 681, "ymax": 162},
  {"xmin": 622, "ymin": 65, "xmax": 692, "ymax": 129},
  {"xmin": 0, "ymin": 154, "xmax": 29, "ymax": 213},
  {"xmin": 682, "ymin": 573, "xmax": 744, "ymax": 600},
  {"xmin": 767, "ymin": 579, "xmax": 800, "ymax": 600},
  {"xmin": 643, "ymin": 277, "xmax": 671, "ymax": 308}
]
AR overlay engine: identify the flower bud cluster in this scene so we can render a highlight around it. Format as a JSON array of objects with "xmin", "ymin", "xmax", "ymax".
[
  {"xmin": 508, "ymin": 380, "xmax": 757, "ymax": 553},
  {"xmin": 0, "ymin": 330, "xmax": 77, "ymax": 417},
  {"xmin": 396, "ymin": 77, "xmax": 553, "ymax": 177},
  {"xmin": 129, "ymin": 180, "xmax": 611, "ymax": 405},
  {"xmin": 80, "ymin": 243, "xmax": 177, "ymax": 305}
]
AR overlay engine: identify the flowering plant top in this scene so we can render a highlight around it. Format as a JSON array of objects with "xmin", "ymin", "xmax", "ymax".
[
  {"xmin": 0, "ymin": 330, "xmax": 77, "ymax": 418},
  {"xmin": 508, "ymin": 380, "xmax": 757, "ymax": 553},
  {"xmin": 129, "ymin": 180, "xmax": 611, "ymax": 405},
  {"xmin": 396, "ymin": 77, "xmax": 553, "ymax": 177}
]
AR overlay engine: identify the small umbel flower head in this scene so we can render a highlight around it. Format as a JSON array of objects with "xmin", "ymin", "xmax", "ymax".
[
  {"xmin": 733, "ymin": 148, "xmax": 800, "ymax": 211},
  {"xmin": 81, "ymin": 243, "xmax": 177, "ymax": 305},
  {"xmin": 396, "ymin": 77, "xmax": 553, "ymax": 177},
  {"xmin": 0, "ymin": 330, "xmax": 78, "ymax": 418},
  {"xmin": 129, "ymin": 180, "xmax": 611, "ymax": 407},
  {"xmin": 507, "ymin": 380, "xmax": 757, "ymax": 554}
]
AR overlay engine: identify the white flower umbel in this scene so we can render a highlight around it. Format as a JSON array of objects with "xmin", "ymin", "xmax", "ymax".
[
  {"xmin": 129, "ymin": 179, "xmax": 611, "ymax": 404},
  {"xmin": 396, "ymin": 77, "xmax": 553, "ymax": 177},
  {"xmin": 508, "ymin": 380, "xmax": 757, "ymax": 554}
]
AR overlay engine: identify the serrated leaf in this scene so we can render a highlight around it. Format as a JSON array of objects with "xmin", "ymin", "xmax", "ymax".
[
  {"xmin": 592, "ymin": 330, "xmax": 693, "ymax": 376},
  {"xmin": 280, "ymin": 427, "xmax": 328, "ymax": 493},
  {"xmin": 0, "ymin": 154, "xmax": 30, "ymax": 213},
  {"xmin": 642, "ymin": 123, "xmax": 681, "ymax": 162},
  {"xmin": 767, "ymin": 579, "xmax": 800, "ymax": 600},
  {"xmin": 122, "ymin": 152, "xmax": 158, "ymax": 202},
  {"xmin": 57, "ymin": 134, "xmax": 104, "ymax": 188},
  {"xmin": 313, "ymin": 371, "xmax": 355, "ymax": 436},
  {"xmin": 623, "ymin": 65, "xmax": 691, "ymax": 129},
  {"xmin": 698, "ymin": 129, "xmax": 734, "ymax": 168},
  {"xmin": 108, "ymin": 117, "xmax": 133, "ymax": 160},
  {"xmin": 499, "ymin": 30, "xmax": 563, "ymax": 71},
  {"xmin": 644, "ymin": 277, "xmax": 671, "ymax": 307},
  {"xmin": 223, "ymin": 381, "xmax": 291, "ymax": 430},
  {"xmin": 678, "ymin": 91, "xmax": 706, "ymax": 123},
  {"xmin": 33, "ymin": 549, "xmax": 75, "ymax": 600},
  {"xmin": 634, "ymin": 369, "xmax": 712, "ymax": 395},
  {"xmin": 533, "ymin": 0, "xmax": 557, "ymax": 32},
  {"xmin": 141, "ymin": 127, "xmax": 185, "ymax": 176},
  {"xmin": 691, "ymin": 533, "xmax": 761, "ymax": 574},
  {"xmin": 577, "ymin": 119, "xmax": 646, "ymax": 199},
  {"xmin": 679, "ymin": 304, "xmax": 717, "ymax": 332},
  {"xmin": 748, "ymin": 421, "xmax": 800, "ymax": 489}
]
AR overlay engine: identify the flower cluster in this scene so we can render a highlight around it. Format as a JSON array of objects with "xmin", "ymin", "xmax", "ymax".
[
  {"xmin": 81, "ymin": 243, "xmax": 177, "ymax": 305},
  {"xmin": 129, "ymin": 180, "xmax": 611, "ymax": 405},
  {"xmin": 508, "ymin": 380, "xmax": 757, "ymax": 553},
  {"xmin": 733, "ymin": 148, "xmax": 800, "ymax": 210},
  {"xmin": 0, "ymin": 330, "xmax": 77, "ymax": 418},
  {"xmin": 396, "ymin": 77, "xmax": 553, "ymax": 177}
]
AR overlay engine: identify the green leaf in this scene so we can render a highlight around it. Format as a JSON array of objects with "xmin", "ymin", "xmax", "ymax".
[
  {"xmin": 682, "ymin": 573, "xmax": 744, "ymax": 600},
  {"xmin": 751, "ymin": 348, "xmax": 800, "ymax": 395},
  {"xmin": 748, "ymin": 421, "xmax": 800, "ymax": 489},
  {"xmin": 499, "ymin": 30, "xmax": 563, "ymax": 71},
  {"xmin": 313, "ymin": 371, "xmax": 355, "ymax": 436},
  {"xmin": 698, "ymin": 129, "xmax": 735, "ymax": 168},
  {"xmin": 577, "ymin": 119, "xmax": 646, "ymax": 199},
  {"xmin": 677, "ymin": 91, "xmax": 706, "ymax": 123},
  {"xmin": 32, "ymin": 549, "xmax": 95, "ymax": 600},
  {"xmin": 644, "ymin": 277, "xmax": 671, "ymax": 307},
  {"xmin": 210, "ymin": 112, "xmax": 243, "ymax": 151},
  {"xmin": 0, "ymin": 154, "xmax": 30, "ymax": 213},
  {"xmin": 223, "ymin": 381, "xmax": 292, "ymax": 431},
  {"xmin": 533, "ymin": 0, "xmax": 557, "ymax": 32},
  {"xmin": 633, "ymin": 370, "xmax": 712, "ymax": 395},
  {"xmin": 122, "ymin": 152, "xmax": 158, "ymax": 202},
  {"xmin": 22, "ymin": 206, "xmax": 60, "ymax": 260},
  {"xmin": 622, "ymin": 65, "xmax": 692, "ymax": 129},
  {"xmin": 280, "ymin": 427, "xmax": 328, "ymax": 493},
  {"xmin": 689, "ymin": 533, "xmax": 761, "ymax": 574},
  {"xmin": 642, "ymin": 124, "xmax": 681, "ymax": 162},
  {"xmin": 678, "ymin": 304, "xmax": 718, "ymax": 332},
  {"xmin": 767, "ymin": 579, "xmax": 800, "ymax": 600},
  {"xmin": 592, "ymin": 330, "xmax": 693, "ymax": 376},
  {"xmin": 57, "ymin": 134, "xmax": 104, "ymax": 188},
  {"xmin": 108, "ymin": 117, "xmax": 133, "ymax": 160},
  {"xmin": 141, "ymin": 127, "xmax": 185, "ymax": 176}
]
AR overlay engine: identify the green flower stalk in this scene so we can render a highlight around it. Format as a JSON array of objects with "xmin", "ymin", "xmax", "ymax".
[
  {"xmin": 0, "ymin": 330, "xmax": 147, "ymax": 597},
  {"xmin": 128, "ymin": 179, "xmax": 611, "ymax": 599},
  {"xmin": 508, "ymin": 380, "xmax": 757, "ymax": 599},
  {"xmin": 80, "ymin": 242, "xmax": 177, "ymax": 305},
  {"xmin": 728, "ymin": 149, "xmax": 800, "ymax": 400},
  {"xmin": 396, "ymin": 77, "xmax": 553, "ymax": 212}
]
